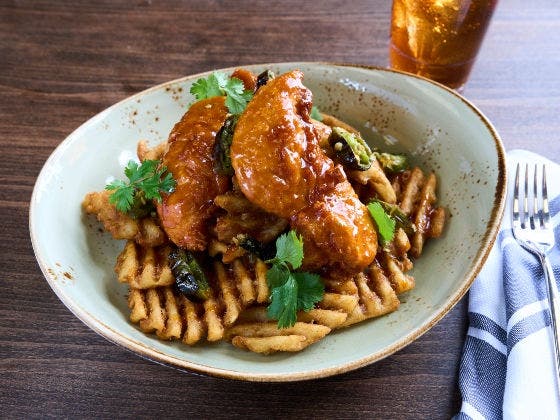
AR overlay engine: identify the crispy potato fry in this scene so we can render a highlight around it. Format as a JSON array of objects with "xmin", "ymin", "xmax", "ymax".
[
  {"xmin": 226, "ymin": 322, "xmax": 331, "ymax": 345},
  {"xmin": 203, "ymin": 296, "xmax": 224, "ymax": 342},
  {"xmin": 157, "ymin": 287, "xmax": 182, "ymax": 340},
  {"xmin": 297, "ymin": 309, "xmax": 348, "ymax": 329},
  {"xmin": 208, "ymin": 239, "xmax": 247, "ymax": 263},
  {"xmin": 342, "ymin": 264, "xmax": 400, "ymax": 327},
  {"xmin": 348, "ymin": 158, "xmax": 397, "ymax": 204},
  {"xmin": 254, "ymin": 259, "xmax": 270, "ymax": 304},
  {"xmin": 411, "ymin": 173, "xmax": 437, "ymax": 258},
  {"xmin": 393, "ymin": 228, "xmax": 411, "ymax": 256},
  {"xmin": 214, "ymin": 261, "xmax": 241, "ymax": 326},
  {"xmin": 231, "ymin": 335, "xmax": 308, "ymax": 354},
  {"xmin": 233, "ymin": 259, "xmax": 256, "ymax": 306},
  {"xmin": 235, "ymin": 306, "xmax": 347, "ymax": 330},
  {"xmin": 128, "ymin": 288, "xmax": 148, "ymax": 323},
  {"xmin": 115, "ymin": 241, "xmax": 174, "ymax": 289},
  {"xmin": 398, "ymin": 167, "xmax": 424, "ymax": 216},
  {"xmin": 380, "ymin": 251, "xmax": 415, "ymax": 294},
  {"xmin": 318, "ymin": 293, "xmax": 359, "ymax": 314},
  {"xmin": 429, "ymin": 207, "xmax": 446, "ymax": 238},
  {"xmin": 181, "ymin": 296, "xmax": 205, "ymax": 345}
]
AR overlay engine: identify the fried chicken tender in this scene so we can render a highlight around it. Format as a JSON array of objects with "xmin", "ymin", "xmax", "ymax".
[
  {"xmin": 157, "ymin": 97, "xmax": 230, "ymax": 251},
  {"xmin": 231, "ymin": 70, "xmax": 377, "ymax": 273},
  {"xmin": 291, "ymin": 181, "xmax": 377, "ymax": 272}
]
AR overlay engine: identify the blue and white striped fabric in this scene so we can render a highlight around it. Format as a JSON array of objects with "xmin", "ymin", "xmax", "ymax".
[{"xmin": 457, "ymin": 150, "xmax": 560, "ymax": 420}]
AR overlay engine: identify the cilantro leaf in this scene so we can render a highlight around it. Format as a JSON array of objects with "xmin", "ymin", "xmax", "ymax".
[
  {"xmin": 265, "ymin": 230, "xmax": 325, "ymax": 329},
  {"xmin": 105, "ymin": 159, "xmax": 176, "ymax": 216},
  {"xmin": 190, "ymin": 73, "xmax": 223, "ymax": 100},
  {"xmin": 266, "ymin": 263, "xmax": 290, "ymax": 289},
  {"xmin": 106, "ymin": 180, "xmax": 135, "ymax": 213},
  {"xmin": 310, "ymin": 105, "xmax": 323, "ymax": 121},
  {"xmin": 293, "ymin": 272, "xmax": 324, "ymax": 312},
  {"xmin": 367, "ymin": 201, "xmax": 396, "ymax": 244},
  {"xmin": 267, "ymin": 275, "xmax": 298, "ymax": 329},
  {"xmin": 269, "ymin": 230, "xmax": 304, "ymax": 270},
  {"xmin": 189, "ymin": 72, "xmax": 253, "ymax": 114},
  {"xmin": 225, "ymin": 88, "xmax": 253, "ymax": 115},
  {"xmin": 213, "ymin": 72, "xmax": 230, "ymax": 89}
]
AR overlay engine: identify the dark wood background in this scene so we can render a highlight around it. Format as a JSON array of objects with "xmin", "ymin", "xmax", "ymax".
[{"xmin": 2, "ymin": 0, "xmax": 559, "ymax": 418}]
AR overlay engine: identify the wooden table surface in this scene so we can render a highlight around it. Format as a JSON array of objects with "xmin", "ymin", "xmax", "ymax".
[{"xmin": 2, "ymin": 0, "xmax": 559, "ymax": 418}]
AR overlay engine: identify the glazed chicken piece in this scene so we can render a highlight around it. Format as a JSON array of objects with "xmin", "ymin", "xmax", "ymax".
[
  {"xmin": 157, "ymin": 97, "xmax": 230, "ymax": 250},
  {"xmin": 291, "ymin": 180, "xmax": 378, "ymax": 272},
  {"xmin": 231, "ymin": 70, "xmax": 377, "ymax": 273},
  {"xmin": 231, "ymin": 70, "xmax": 324, "ymax": 217}
]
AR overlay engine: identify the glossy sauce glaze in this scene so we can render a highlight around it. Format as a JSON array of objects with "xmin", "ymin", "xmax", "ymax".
[
  {"xmin": 231, "ymin": 70, "xmax": 377, "ymax": 273},
  {"xmin": 158, "ymin": 97, "xmax": 230, "ymax": 250}
]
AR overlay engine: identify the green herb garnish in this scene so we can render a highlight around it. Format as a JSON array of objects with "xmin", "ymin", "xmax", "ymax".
[
  {"xmin": 105, "ymin": 159, "xmax": 176, "ymax": 216},
  {"xmin": 371, "ymin": 199, "xmax": 416, "ymax": 236},
  {"xmin": 367, "ymin": 201, "xmax": 396, "ymax": 245},
  {"xmin": 265, "ymin": 230, "xmax": 324, "ymax": 329},
  {"xmin": 190, "ymin": 72, "xmax": 254, "ymax": 115},
  {"xmin": 310, "ymin": 105, "xmax": 323, "ymax": 121}
]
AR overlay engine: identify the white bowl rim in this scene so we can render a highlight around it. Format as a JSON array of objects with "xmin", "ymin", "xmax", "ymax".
[{"xmin": 29, "ymin": 62, "xmax": 507, "ymax": 382}]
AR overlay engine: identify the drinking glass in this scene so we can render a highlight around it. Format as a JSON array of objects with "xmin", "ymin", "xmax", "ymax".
[{"xmin": 390, "ymin": 0, "xmax": 498, "ymax": 91}]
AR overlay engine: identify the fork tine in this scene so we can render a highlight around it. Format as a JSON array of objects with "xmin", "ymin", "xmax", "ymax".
[
  {"xmin": 543, "ymin": 164, "xmax": 551, "ymax": 228},
  {"xmin": 523, "ymin": 163, "xmax": 529, "ymax": 228},
  {"xmin": 513, "ymin": 163, "xmax": 520, "ymax": 227},
  {"xmin": 532, "ymin": 163, "xmax": 539, "ymax": 229}
]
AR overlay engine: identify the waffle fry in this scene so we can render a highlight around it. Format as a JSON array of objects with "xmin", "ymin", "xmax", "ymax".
[
  {"xmin": 348, "ymin": 159, "xmax": 397, "ymax": 204},
  {"xmin": 227, "ymin": 322, "xmax": 331, "ymax": 354},
  {"xmin": 235, "ymin": 306, "xmax": 348, "ymax": 330},
  {"xmin": 115, "ymin": 241, "xmax": 174, "ymax": 289},
  {"xmin": 128, "ymin": 285, "xmax": 225, "ymax": 344},
  {"xmin": 378, "ymin": 251, "xmax": 415, "ymax": 294},
  {"xmin": 233, "ymin": 335, "xmax": 309, "ymax": 353},
  {"xmin": 125, "ymin": 256, "xmax": 275, "ymax": 346},
  {"xmin": 214, "ymin": 261, "xmax": 242, "ymax": 326},
  {"xmin": 393, "ymin": 168, "xmax": 446, "ymax": 258},
  {"xmin": 128, "ymin": 286, "xmax": 182, "ymax": 340},
  {"xmin": 123, "ymin": 245, "xmax": 421, "ymax": 353},
  {"xmin": 397, "ymin": 167, "xmax": 425, "ymax": 216},
  {"xmin": 83, "ymin": 191, "xmax": 166, "ymax": 247}
]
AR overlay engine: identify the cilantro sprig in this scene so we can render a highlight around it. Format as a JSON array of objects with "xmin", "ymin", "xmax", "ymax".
[
  {"xmin": 367, "ymin": 201, "xmax": 396, "ymax": 245},
  {"xmin": 190, "ymin": 72, "xmax": 253, "ymax": 115},
  {"xmin": 265, "ymin": 230, "xmax": 324, "ymax": 329},
  {"xmin": 105, "ymin": 159, "xmax": 176, "ymax": 217},
  {"xmin": 310, "ymin": 105, "xmax": 323, "ymax": 121}
]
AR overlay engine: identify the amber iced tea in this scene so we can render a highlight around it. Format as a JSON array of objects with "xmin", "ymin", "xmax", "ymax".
[{"xmin": 390, "ymin": 0, "xmax": 497, "ymax": 89}]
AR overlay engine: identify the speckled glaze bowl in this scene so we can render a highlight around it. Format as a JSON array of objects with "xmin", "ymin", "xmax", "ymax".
[{"xmin": 30, "ymin": 63, "xmax": 506, "ymax": 381}]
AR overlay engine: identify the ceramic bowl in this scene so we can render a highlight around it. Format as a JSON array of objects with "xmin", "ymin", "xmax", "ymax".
[{"xmin": 30, "ymin": 63, "xmax": 506, "ymax": 381}]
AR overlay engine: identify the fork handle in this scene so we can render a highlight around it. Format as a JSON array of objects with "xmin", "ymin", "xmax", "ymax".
[{"xmin": 541, "ymin": 254, "xmax": 560, "ymax": 390}]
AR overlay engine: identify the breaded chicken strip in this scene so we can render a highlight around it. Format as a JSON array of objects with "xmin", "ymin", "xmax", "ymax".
[
  {"xmin": 157, "ymin": 97, "xmax": 230, "ymax": 250},
  {"xmin": 231, "ymin": 71, "xmax": 377, "ymax": 273}
]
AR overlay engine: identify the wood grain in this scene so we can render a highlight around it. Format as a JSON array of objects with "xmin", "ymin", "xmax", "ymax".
[{"xmin": 1, "ymin": 0, "xmax": 559, "ymax": 418}]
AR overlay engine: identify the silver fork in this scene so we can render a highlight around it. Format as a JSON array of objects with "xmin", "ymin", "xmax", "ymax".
[{"xmin": 512, "ymin": 163, "xmax": 560, "ymax": 386}]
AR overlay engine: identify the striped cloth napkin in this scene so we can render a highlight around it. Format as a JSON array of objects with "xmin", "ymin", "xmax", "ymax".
[{"xmin": 457, "ymin": 150, "xmax": 560, "ymax": 420}]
